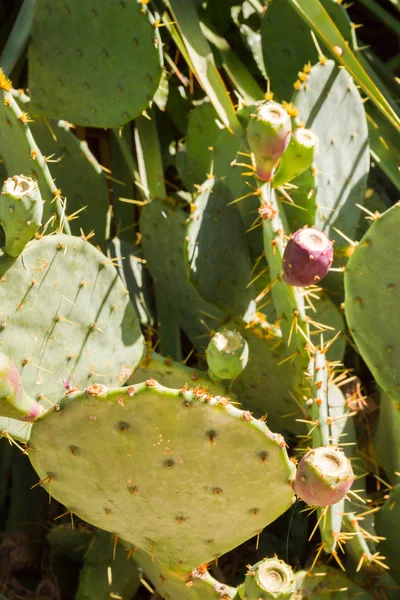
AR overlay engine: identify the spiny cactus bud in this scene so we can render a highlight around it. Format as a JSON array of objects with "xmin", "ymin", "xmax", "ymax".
[
  {"xmin": 0, "ymin": 175, "xmax": 43, "ymax": 257},
  {"xmin": 272, "ymin": 127, "xmax": 318, "ymax": 187},
  {"xmin": 240, "ymin": 557, "xmax": 296, "ymax": 599},
  {"xmin": 282, "ymin": 227, "xmax": 333, "ymax": 287},
  {"xmin": 247, "ymin": 101, "xmax": 291, "ymax": 182},
  {"xmin": 292, "ymin": 446, "xmax": 354, "ymax": 506},
  {"xmin": 206, "ymin": 329, "xmax": 249, "ymax": 380},
  {"xmin": 0, "ymin": 352, "xmax": 44, "ymax": 421}
]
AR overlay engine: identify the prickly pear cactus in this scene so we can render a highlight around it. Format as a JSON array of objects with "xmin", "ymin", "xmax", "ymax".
[
  {"xmin": 345, "ymin": 205, "xmax": 400, "ymax": 404},
  {"xmin": 28, "ymin": 380, "xmax": 296, "ymax": 572},
  {"xmin": 0, "ymin": 234, "xmax": 145, "ymax": 403},
  {"xmin": 28, "ymin": 0, "xmax": 162, "ymax": 127}
]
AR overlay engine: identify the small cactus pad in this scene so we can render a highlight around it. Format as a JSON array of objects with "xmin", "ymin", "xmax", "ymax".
[
  {"xmin": 28, "ymin": 0, "xmax": 162, "ymax": 127},
  {"xmin": 293, "ymin": 446, "xmax": 354, "ymax": 506},
  {"xmin": 0, "ymin": 175, "xmax": 43, "ymax": 257},
  {"xmin": 282, "ymin": 227, "xmax": 333, "ymax": 287},
  {"xmin": 206, "ymin": 329, "xmax": 249, "ymax": 380},
  {"xmin": 247, "ymin": 101, "xmax": 292, "ymax": 182},
  {"xmin": 140, "ymin": 199, "xmax": 223, "ymax": 351},
  {"xmin": 344, "ymin": 205, "xmax": 400, "ymax": 404},
  {"xmin": 128, "ymin": 352, "xmax": 227, "ymax": 398},
  {"xmin": 29, "ymin": 381, "xmax": 296, "ymax": 572},
  {"xmin": 239, "ymin": 557, "xmax": 295, "ymax": 599},
  {"xmin": 186, "ymin": 178, "xmax": 254, "ymax": 317},
  {"xmin": 0, "ymin": 234, "xmax": 144, "ymax": 403}
]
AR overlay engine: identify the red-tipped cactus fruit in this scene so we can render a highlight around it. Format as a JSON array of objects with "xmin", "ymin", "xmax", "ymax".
[
  {"xmin": 292, "ymin": 446, "xmax": 354, "ymax": 506},
  {"xmin": 247, "ymin": 101, "xmax": 292, "ymax": 182},
  {"xmin": 282, "ymin": 227, "xmax": 333, "ymax": 286},
  {"xmin": 0, "ymin": 352, "xmax": 44, "ymax": 421}
]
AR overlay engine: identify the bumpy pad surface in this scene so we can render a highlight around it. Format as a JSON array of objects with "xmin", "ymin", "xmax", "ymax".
[
  {"xmin": 0, "ymin": 235, "xmax": 144, "ymax": 403},
  {"xmin": 29, "ymin": 382, "xmax": 295, "ymax": 572},
  {"xmin": 29, "ymin": 0, "xmax": 162, "ymax": 127},
  {"xmin": 345, "ymin": 205, "xmax": 400, "ymax": 404}
]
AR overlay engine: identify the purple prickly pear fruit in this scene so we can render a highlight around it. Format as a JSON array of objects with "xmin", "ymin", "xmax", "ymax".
[
  {"xmin": 282, "ymin": 227, "xmax": 333, "ymax": 287},
  {"xmin": 247, "ymin": 101, "xmax": 292, "ymax": 182},
  {"xmin": 292, "ymin": 446, "xmax": 354, "ymax": 506},
  {"xmin": 0, "ymin": 351, "xmax": 44, "ymax": 421}
]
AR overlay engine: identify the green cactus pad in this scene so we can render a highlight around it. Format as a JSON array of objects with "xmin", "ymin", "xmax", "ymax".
[
  {"xmin": 293, "ymin": 60, "xmax": 369, "ymax": 244},
  {"xmin": 128, "ymin": 352, "xmax": 227, "ymax": 398},
  {"xmin": 184, "ymin": 102, "xmax": 220, "ymax": 190},
  {"xmin": 76, "ymin": 530, "xmax": 141, "ymax": 600},
  {"xmin": 28, "ymin": 0, "xmax": 162, "ymax": 127},
  {"xmin": 261, "ymin": 0, "xmax": 317, "ymax": 100},
  {"xmin": 140, "ymin": 199, "xmax": 223, "ymax": 351},
  {"xmin": 0, "ymin": 234, "xmax": 144, "ymax": 404},
  {"xmin": 108, "ymin": 237, "xmax": 155, "ymax": 327},
  {"xmin": 186, "ymin": 178, "xmax": 254, "ymax": 317},
  {"xmin": 294, "ymin": 566, "xmax": 374, "ymax": 599},
  {"xmin": 29, "ymin": 381, "xmax": 296, "ymax": 572},
  {"xmin": 29, "ymin": 119, "xmax": 110, "ymax": 249},
  {"xmin": 232, "ymin": 316, "xmax": 308, "ymax": 436},
  {"xmin": 374, "ymin": 392, "xmax": 400, "ymax": 485},
  {"xmin": 261, "ymin": 0, "xmax": 354, "ymax": 100},
  {"xmin": 344, "ymin": 205, "xmax": 400, "ymax": 404},
  {"xmin": 375, "ymin": 483, "xmax": 400, "ymax": 584}
]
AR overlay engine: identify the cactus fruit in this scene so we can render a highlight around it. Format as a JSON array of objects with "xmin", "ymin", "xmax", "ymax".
[
  {"xmin": 282, "ymin": 227, "xmax": 333, "ymax": 286},
  {"xmin": 206, "ymin": 329, "xmax": 249, "ymax": 380},
  {"xmin": 292, "ymin": 446, "xmax": 354, "ymax": 506},
  {"xmin": 238, "ymin": 557, "xmax": 295, "ymax": 599},
  {"xmin": 0, "ymin": 352, "xmax": 43, "ymax": 421},
  {"xmin": 272, "ymin": 127, "xmax": 318, "ymax": 188},
  {"xmin": 0, "ymin": 175, "xmax": 43, "ymax": 257},
  {"xmin": 247, "ymin": 101, "xmax": 291, "ymax": 182}
]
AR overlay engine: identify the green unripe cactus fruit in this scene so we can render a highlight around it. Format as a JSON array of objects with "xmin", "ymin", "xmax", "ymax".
[
  {"xmin": 0, "ymin": 175, "xmax": 43, "ymax": 257},
  {"xmin": 206, "ymin": 329, "xmax": 249, "ymax": 380},
  {"xmin": 238, "ymin": 557, "xmax": 295, "ymax": 599},
  {"xmin": 0, "ymin": 352, "xmax": 43, "ymax": 421},
  {"xmin": 247, "ymin": 101, "xmax": 292, "ymax": 182},
  {"xmin": 272, "ymin": 127, "xmax": 318, "ymax": 188}
]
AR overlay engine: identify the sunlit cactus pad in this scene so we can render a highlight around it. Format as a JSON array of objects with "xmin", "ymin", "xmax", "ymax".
[
  {"xmin": 0, "ymin": 234, "xmax": 144, "ymax": 404},
  {"xmin": 29, "ymin": 381, "xmax": 295, "ymax": 572}
]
